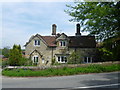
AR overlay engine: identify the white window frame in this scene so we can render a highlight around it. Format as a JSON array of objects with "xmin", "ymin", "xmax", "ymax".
[
  {"xmin": 84, "ymin": 57, "xmax": 92, "ymax": 63},
  {"xmin": 32, "ymin": 55, "xmax": 39, "ymax": 64},
  {"xmin": 34, "ymin": 40, "xmax": 40, "ymax": 46},
  {"xmin": 59, "ymin": 41, "xmax": 66, "ymax": 47},
  {"xmin": 57, "ymin": 56, "xmax": 67, "ymax": 63}
]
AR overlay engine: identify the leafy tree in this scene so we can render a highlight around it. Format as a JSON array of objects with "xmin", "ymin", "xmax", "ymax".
[
  {"xmin": 65, "ymin": 1, "xmax": 120, "ymax": 61},
  {"xmin": 65, "ymin": 1, "xmax": 120, "ymax": 41},
  {"xmin": 68, "ymin": 52, "xmax": 81, "ymax": 64},
  {"xmin": 2, "ymin": 46, "xmax": 10, "ymax": 58},
  {"xmin": 103, "ymin": 37, "xmax": 120, "ymax": 60},
  {"xmin": 98, "ymin": 48, "xmax": 113, "ymax": 61},
  {"xmin": 9, "ymin": 45, "xmax": 22, "ymax": 66}
]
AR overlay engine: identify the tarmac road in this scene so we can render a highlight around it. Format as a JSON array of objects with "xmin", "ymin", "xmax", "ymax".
[{"xmin": 2, "ymin": 71, "xmax": 120, "ymax": 89}]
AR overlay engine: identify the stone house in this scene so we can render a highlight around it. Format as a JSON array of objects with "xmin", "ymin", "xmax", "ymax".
[{"xmin": 24, "ymin": 24, "xmax": 96, "ymax": 66}]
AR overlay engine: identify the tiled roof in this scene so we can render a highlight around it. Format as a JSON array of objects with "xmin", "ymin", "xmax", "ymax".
[
  {"xmin": 25, "ymin": 34, "xmax": 96, "ymax": 48},
  {"xmin": 42, "ymin": 35, "xmax": 96, "ymax": 48},
  {"xmin": 68, "ymin": 36, "xmax": 96, "ymax": 48},
  {"xmin": 42, "ymin": 36, "xmax": 57, "ymax": 47}
]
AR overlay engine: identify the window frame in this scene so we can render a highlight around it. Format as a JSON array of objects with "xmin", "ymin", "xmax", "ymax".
[
  {"xmin": 34, "ymin": 40, "xmax": 40, "ymax": 46},
  {"xmin": 33, "ymin": 55, "xmax": 39, "ymax": 64},
  {"xmin": 57, "ymin": 56, "xmax": 67, "ymax": 63},
  {"xmin": 59, "ymin": 41, "xmax": 66, "ymax": 47},
  {"xmin": 84, "ymin": 57, "xmax": 92, "ymax": 63}
]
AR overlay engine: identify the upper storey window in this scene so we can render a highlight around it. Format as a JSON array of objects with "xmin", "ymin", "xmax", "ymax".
[
  {"xmin": 60, "ymin": 41, "xmax": 66, "ymax": 47},
  {"xmin": 34, "ymin": 40, "xmax": 40, "ymax": 46}
]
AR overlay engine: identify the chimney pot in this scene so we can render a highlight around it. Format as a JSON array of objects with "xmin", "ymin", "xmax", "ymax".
[
  {"xmin": 75, "ymin": 23, "xmax": 81, "ymax": 36},
  {"xmin": 52, "ymin": 24, "xmax": 57, "ymax": 35}
]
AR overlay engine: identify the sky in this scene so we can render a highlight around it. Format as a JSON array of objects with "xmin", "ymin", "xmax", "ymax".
[{"xmin": 1, "ymin": 0, "xmax": 89, "ymax": 49}]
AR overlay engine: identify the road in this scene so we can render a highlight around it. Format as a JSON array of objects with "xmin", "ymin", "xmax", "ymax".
[{"xmin": 2, "ymin": 71, "xmax": 120, "ymax": 89}]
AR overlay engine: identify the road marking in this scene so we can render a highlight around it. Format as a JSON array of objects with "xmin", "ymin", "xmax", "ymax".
[
  {"xmin": 73, "ymin": 83, "xmax": 120, "ymax": 89},
  {"xmin": 59, "ymin": 83, "xmax": 120, "ymax": 90}
]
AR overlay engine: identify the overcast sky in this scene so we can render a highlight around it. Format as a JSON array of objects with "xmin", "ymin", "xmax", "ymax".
[{"xmin": 1, "ymin": 0, "xmax": 89, "ymax": 49}]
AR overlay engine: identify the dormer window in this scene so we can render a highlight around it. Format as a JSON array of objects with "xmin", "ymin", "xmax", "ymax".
[
  {"xmin": 60, "ymin": 41, "xmax": 66, "ymax": 47},
  {"xmin": 34, "ymin": 40, "xmax": 40, "ymax": 46}
]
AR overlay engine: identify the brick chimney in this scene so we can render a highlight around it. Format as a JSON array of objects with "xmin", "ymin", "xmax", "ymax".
[
  {"xmin": 52, "ymin": 24, "xmax": 57, "ymax": 35},
  {"xmin": 75, "ymin": 23, "xmax": 81, "ymax": 36}
]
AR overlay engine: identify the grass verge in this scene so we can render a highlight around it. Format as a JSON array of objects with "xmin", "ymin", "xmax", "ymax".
[{"xmin": 2, "ymin": 64, "xmax": 120, "ymax": 77}]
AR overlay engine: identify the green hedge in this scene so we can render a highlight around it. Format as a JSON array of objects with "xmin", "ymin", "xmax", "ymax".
[{"xmin": 2, "ymin": 64, "xmax": 120, "ymax": 77}]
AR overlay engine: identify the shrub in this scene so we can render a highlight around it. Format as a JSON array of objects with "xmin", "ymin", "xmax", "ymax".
[
  {"xmin": 68, "ymin": 52, "xmax": 82, "ymax": 64},
  {"xmin": 19, "ymin": 57, "xmax": 32, "ymax": 66},
  {"xmin": 51, "ymin": 57, "xmax": 56, "ymax": 65},
  {"xmin": 2, "ymin": 60, "xmax": 9, "ymax": 68}
]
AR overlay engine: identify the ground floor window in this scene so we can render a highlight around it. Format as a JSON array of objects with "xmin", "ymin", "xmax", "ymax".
[
  {"xmin": 32, "ymin": 55, "xmax": 39, "ymax": 64},
  {"xmin": 57, "ymin": 56, "xmax": 67, "ymax": 63},
  {"xmin": 84, "ymin": 57, "xmax": 92, "ymax": 63}
]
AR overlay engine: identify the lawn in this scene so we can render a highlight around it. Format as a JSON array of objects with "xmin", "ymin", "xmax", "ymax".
[{"xmin": 2, "ymin": 63, "xmax": 120, "ymax": 77}]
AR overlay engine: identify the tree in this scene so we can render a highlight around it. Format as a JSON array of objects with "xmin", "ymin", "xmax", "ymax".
[
  {"xmin": 65, "ymin": 1, "xmax": 120, "ymax": 61},
  {"xmin": 65, "ymin": 1, "xmax": 120, "ymax": 41},
  {"xmin": 9, "ymin": 44, "xmax": 22, "ymax": 66},
  {"xmin": 2, "ymin": 46, "xmax": 10, "ymax": 58},
  {"xmin": 98, "ymin": 48, "xmax": 113, "ymax": 61}
]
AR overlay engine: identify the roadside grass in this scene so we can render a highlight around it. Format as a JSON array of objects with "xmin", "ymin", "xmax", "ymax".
[{"xmin": 2, "ymin": 64, "xmax": 120, "ymax": 77}]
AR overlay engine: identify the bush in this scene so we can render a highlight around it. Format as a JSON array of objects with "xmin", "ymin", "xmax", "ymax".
[
  {"xmin": 68, "ymin": 52, "xmax": 82, "ymax": 64},
  {"xmin": 51, "ymin": 57, "xmax": 56, "ymax": 65},
  {"xmin": 2, "ymin": 60, "xmax": 9, "ymax": 68},
  {"xmin": 19, "ymin": 57, "xmax": 32, "ymax": 66}
]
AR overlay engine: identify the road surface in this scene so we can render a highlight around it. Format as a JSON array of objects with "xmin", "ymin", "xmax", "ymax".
[{"xmin": 2, "ymin": 71, "xmax": 120, "ymax": 89}]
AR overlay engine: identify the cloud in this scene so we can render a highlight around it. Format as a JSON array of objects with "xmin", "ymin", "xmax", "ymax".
[{"xmin": 1, "ymin": 2, "xmax": 88, "ymax": 49}]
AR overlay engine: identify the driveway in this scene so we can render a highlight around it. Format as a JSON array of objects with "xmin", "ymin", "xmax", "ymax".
[{"xmin": 2, "ymin": 71, "xmax": 120, "ymax": 89}]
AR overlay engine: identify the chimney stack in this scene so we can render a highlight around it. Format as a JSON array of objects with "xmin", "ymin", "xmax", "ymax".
[
  {"xmin": 75, "ymin": 23, "xmax": 81, "ymax": 36},
  {"xmin": 52, "ymin": 24, "xmax": 57, "ymax": 35}
]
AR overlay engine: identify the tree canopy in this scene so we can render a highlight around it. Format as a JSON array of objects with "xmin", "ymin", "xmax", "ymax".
[
  {"xmin": 2, "ymin": 46, "xmax": 10, "ymax": 58},
  {"xmin": 9, "ymin": 44, "xmax": 22, "ymax": 66},
  {"xmin": 65, "ymin": 1, "xmax": 120, "ymax": 41}
]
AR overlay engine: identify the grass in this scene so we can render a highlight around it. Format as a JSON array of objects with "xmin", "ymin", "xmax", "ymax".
[{"xmin": 2, "ymin": 64, "xmax": 120, "ymax": 77}]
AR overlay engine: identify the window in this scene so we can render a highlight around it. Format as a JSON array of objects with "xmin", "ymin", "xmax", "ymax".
[
  {"xmin": 42, "ymin": 58, "xmax": 44, "ymax": 63},
  {"xmin": 84, "ymin": 57, "xmax": 92, "ymax": 63},
  {"xmin": 57, "ymin": 56, "xmax": 67, "ymax": 63},
  {"xmin": 34, "ymin": 40, "xmax": 40, "ymax": 46},
  {"xmin": 64, "ymin": 57, "xmax": 67, "ymax": 62},
  {"xmin": 60, "ymin": 41, "xmax": 66, "ymax": 46},
  {"xmin": 84, "ymin": 57, "xmax": 87, "ymax": 63},
  {"xmin": 88, "ymin": 57, "xmax": 91, "ymax": 62},
  {"xmin": 58, "ymin": 56, "xmax": 60, "ymax": 62},
  {"xmin": 33, "ymin": 55, "xmax": 39, "ymax": 64}
]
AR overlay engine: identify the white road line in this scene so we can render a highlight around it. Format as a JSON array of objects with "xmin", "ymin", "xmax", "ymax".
[
  {"xmin": 59, "ymin": 83, "xmax": 120, "ymax": 90},
  {"xmin": 74, "ymin": 83, "xmax": 120, "ymax": 89}
]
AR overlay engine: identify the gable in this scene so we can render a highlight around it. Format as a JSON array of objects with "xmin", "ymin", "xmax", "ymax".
[{"xmin": 24, "ymin": 34, "xmax": 48, "ymax": 47}]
